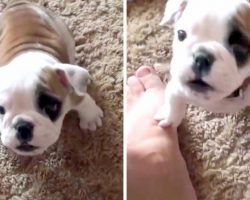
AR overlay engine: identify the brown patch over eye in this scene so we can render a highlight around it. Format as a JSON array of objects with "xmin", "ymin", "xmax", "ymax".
[
  {"xmin": 36, "ymin": 89, "xmax": 62, "ymax": 122},
  {"xmin": 228, "ymin": 4, "xmax": 250, "ymax": 66},
  {"xmin": 228, "ymin": 28, "xmax": 250, "ymax": 66},
  {"xmin": 233, "ymin": 3, "xmax": 250, "ymax": 36},
  {"xmin": 39, "ymin": 68, "xmax": 84, "ymax": 106},
  {"xmin": 39, "ymin": 68, "xmax": 69, "ymax": 100}
]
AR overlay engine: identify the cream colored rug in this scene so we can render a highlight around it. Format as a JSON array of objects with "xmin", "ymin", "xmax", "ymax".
[
  {"xmin": 0, "ymin": 0, "xmax": 123, "ymax": 199},
  {"xmin": 128, "ymin": 0, "xmax": 250, "ymax": 199}
]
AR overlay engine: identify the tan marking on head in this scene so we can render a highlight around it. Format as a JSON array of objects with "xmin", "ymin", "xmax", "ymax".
[
  {"xmin": 234, "ymin": 3, "xmax": 250, "ymax": 39},
  {"xmin": 39, "ymin": 68, "xmax": 84, "ymax": 105}
]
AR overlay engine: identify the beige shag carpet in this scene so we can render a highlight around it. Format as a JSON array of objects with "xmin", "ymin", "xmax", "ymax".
[
  {"xmin": 0, "ymin": 0, "xmax": 123, "ymax": 199},
  {"xmin": 128, "ymin": 0, "xmax": 250, "ymax": 199}
]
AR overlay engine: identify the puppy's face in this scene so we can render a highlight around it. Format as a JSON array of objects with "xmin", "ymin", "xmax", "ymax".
[
  {"xmin": 0, "ymin": 55, "xmax": 88, "ymax": 156},
  {"xmin": 162, "ymin": 0, "xmax": 250, "ymax": 102}
]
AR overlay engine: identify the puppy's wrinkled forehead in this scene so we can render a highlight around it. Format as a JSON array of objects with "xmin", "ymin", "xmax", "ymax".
[
  {"xmin": 38, "ymin": 67, "xmax": 84, "ymax": 105},
  {"xmin": 180, "ymin": 0, "xmax": 249, "ymax": 27},
  {"xmin": 176, "ymin": 0, "xmax": 242, "ymax": 39}
]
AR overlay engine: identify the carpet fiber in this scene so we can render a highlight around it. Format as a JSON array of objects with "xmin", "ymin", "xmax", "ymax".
[
  {"xmin": 0, "ymin": 0, "xmax": 123, "ymax": 199},
  {"xmin": 128, "ymin": 0, "xmax": 250, "ymax": 199}
]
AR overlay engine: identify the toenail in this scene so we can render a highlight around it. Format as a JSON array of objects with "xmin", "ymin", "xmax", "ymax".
[{"xmin": 137, "ymin": 68, "xmax": 151, "ymax": 77}]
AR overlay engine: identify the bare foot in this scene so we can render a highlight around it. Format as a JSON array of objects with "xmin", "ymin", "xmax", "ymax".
[{"xmin": 126, "ymin": 66, "xmax": 197, "ymax": 200}]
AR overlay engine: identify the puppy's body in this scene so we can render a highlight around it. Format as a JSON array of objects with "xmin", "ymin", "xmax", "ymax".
[
  {"xmin": 0, "ymin": 1, "xmax": 103, "ymax": 156},
  {"xmin": 0, "ymin": 1, "xmax": 74, "ymax": 65},
  {"xmin": 155, "ymin": 0, "xmax": 250, "ymax": 127}
]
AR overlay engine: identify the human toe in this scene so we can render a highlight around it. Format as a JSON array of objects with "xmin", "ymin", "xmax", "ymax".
[
  {"xmin": 135, "ymin": 66, "xmax": 164, "ymax": 90},
  {"xmin": 127, "ymin": 75, "xmax": 145, "ymax": 95}
]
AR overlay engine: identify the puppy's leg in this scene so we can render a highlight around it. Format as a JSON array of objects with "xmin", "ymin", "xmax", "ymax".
[
  {"xmin": 74, "ymin": 93, "xmax": 103, "ymax": 131},
  {"xmin": 53, "ymin": 63, "xmax": 103, "ymax": 131},
  {"xmin": 154, "ymin": 80, "xmax": 186, "ymax": 127}
]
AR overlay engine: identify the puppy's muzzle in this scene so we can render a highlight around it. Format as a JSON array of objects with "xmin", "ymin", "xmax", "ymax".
[
  {"xmin": 14, "ymin": 120, "xmax": 39, "ymax": 152},
  {"xmin": 187, "ymin": 49, "xmax": 215, "ymax": 92}
]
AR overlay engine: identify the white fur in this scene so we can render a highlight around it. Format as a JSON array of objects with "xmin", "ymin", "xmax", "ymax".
[
  {"xmin": 0, "ymin": 52, "xmax": 103, "ymax": 156},
  {"xmin": 155, "ymin": 0, "xmax": 250, "ymax": 127},
  {"xmin": 0, "ymin": 2, "xmax": 104, "ymax": 155}
]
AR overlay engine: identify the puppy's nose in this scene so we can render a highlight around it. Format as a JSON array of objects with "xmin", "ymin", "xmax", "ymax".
[
  {"xmin": 14, "ymin": 120, "xmax": 34, "ymax": 142},
  {"xmin": 192, "ymin": 50, "xmax": 214, "ymax": 77}
]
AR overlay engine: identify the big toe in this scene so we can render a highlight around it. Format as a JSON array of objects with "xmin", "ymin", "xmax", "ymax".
[
  {"xmin": 127, "ymin": 75, "xmax": 145, "ymax": 95},
  {"xmin": 135, "ymin": 66, "xmax": 164, "ymax": 90},
  {"xmin": 127, "ymin": 75, "xmax": 145, "ymax": 111}
]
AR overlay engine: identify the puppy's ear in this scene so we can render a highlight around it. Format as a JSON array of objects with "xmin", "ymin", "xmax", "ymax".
[
  {"xmin": 53, "ymin": 64, "xmax": 91, "ymax": 96},
  {"xmin": 160, "ymin": 0, "xmax": 188, "ymax": 26}
]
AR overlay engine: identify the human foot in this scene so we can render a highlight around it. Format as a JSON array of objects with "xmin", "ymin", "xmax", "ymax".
[
  {"xmin": 127, "ymin": 65, "xmax": 178, "ymax": 147},
  {"xmin": 126, "ymin": 66, "xmax": 197, "ymax": 200}
]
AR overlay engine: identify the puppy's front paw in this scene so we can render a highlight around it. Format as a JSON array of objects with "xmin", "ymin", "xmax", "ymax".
[
  {"xmin": 154, "ymin": 105, "xmax": 182, "ymax": 128},
  {"xmin": 79, "ymin": 105, "xmax": 104, "ymax": 131},
  {"xmin": 154, "ymin": 106, "xmax": 172, "ymax": 127}
]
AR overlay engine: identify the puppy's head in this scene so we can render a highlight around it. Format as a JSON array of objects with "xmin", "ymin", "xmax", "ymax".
[
  {"xmin": 161, "ymin": 0, "xmax": 250, "ymax": 102},
  {"xmin": 0, "ymin": 59, "xmax": 89, "ymax": 156}
]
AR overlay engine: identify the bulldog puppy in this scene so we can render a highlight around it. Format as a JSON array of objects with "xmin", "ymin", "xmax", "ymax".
[
  {"xmin": 0, "ymin": 1, "xmax": 103, "ymax": 156},
  {"xmin": 155, "ymin": 0, "xmax": 250, "ymax": 127}
]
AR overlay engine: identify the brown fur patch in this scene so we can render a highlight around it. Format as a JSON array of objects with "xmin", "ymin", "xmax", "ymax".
[
  {"xmin": 234, "ymin": 3, "xmax": 250, "ymax": 39},
  {"xmin": 0, "ymin": 2, "xmax": 70, "ymax": 65},
  {"xmin": 39, "ymin": 68, "xmax": 84, "ymax": 106}
]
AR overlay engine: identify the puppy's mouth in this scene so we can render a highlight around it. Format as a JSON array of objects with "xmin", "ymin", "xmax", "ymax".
[
  {"xmin": 226, "ymin": 87, "xmax": 243, "ymax": 98},
  {"xmin": 226, "ymin": 77, "xmax": 250, "ymax": 99},
  {"xmin": 187, "ymin": 77, "xmax": 250, "ymax": 99},
  {"xmin": 16, "ymin": 143, "xmax": 39, "ymax": 152},
  {"xmin": 187, "ymin": 79, "xmax": 213, "ymax": 92}
]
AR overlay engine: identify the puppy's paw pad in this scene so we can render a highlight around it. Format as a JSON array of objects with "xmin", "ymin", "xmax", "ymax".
[
  {"xmin": 154, "ymin": 107, "xmax": 175, "ymax": 127},
  {"xmin": 88, "ymin": 122, "xmax": 97, "ymax": 131},
  {"xmin": 158, "ymin": 119, "xmax": 172, "ymax": 127},
  {"xmin": 96, "ymin": 117, "xmax": 102, "ymax": 127},
  {"xmin": 80, "ymin": 121, "xmax": 88, "ymax": 130},
  {"xmin": 80, "ymin": 117, "xmax": 102, "ymax": 131},
  {"xmin": 98, "ymin": 107, "xmax": 104, "ymax": 118},
  {"xmin": 79, "ymin": 106, "xmax": 103, "ymax": 131}
]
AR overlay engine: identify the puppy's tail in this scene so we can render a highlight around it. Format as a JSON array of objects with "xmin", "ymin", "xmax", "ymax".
[{"xmin": 6, "ymin": 0, "xmax": 30, "ymax": 10}]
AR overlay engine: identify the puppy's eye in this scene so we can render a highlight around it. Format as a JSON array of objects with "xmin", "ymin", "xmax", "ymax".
[
  {"xmin": 44, "ymin": 103, "xmax": 59, "ymax": 116},
  {"xmin": 232, "ymin": 44, "xmax": 249, "ymax": 66},
  {"xmin": 228, "ymin": 29, "xmax": 250, "ymax": 66},
  {"xmin": 0, "ymin": 106, "xmax": 5, "ymax": 115},
  {"xmin": 38, "ymin": 93, "xmax": 61, "ymax": 122},
  {"xmin": 177, "ymin": 30, "xmax": 187, "ymax": 41}
]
